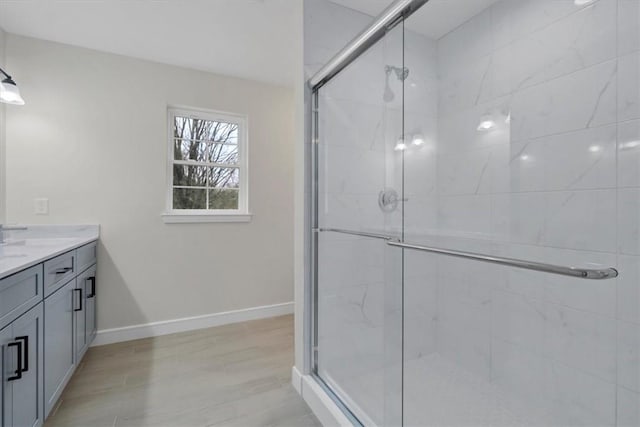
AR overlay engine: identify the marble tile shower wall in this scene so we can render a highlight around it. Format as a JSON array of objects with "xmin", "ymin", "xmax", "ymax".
[{"xmin": 424, "ymin": 0, "xmax": 639, "ymax": 425}]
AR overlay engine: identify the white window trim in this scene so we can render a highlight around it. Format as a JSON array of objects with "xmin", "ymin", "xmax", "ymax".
[{"xmin": 162, "ymin": 106, "xmax": 251, "ymax": 224}]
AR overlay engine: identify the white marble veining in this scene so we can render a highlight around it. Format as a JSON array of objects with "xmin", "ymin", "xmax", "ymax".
[
  {"xmin": 510, "ymin": 125, "xmax": 617, "ymax": 192},
  {"xmin": 618, "ymin": 51, "xmax": 640, "ymax": 122},
  {"xmin": 495, "ymin": 0, "xmax": 616, "ymax": 99},
  {"xmin": 490, "ymin": 189, "xmax": 618, "ymax": 252},
  {"xmin": 510, "ymin": 59, "xmax": 617, "ymax": 142},
  {"xmin": 491, "ymin": 0, "xmax": 606, "ymax": 50},
  {"xmin": 0, "ymin": 224, "xmax": 99, "ymax": 279}
]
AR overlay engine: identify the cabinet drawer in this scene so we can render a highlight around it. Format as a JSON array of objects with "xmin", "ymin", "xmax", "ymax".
[
  {"xmin": 44, "ymin": 251, "xmax": 75, "ymax": 297},
  {"xmin": 0, "ymin": 265, "xmax": 43, "ymax": 330},
  {"xmin": 76, "ymin": 241, "xmax": 97, "ymax": 274}
]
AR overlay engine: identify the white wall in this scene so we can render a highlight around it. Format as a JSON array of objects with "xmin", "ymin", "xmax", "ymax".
[
  {"xmin": 4, "ymin": 34, "xmax": 295, "ymax": 331},
  {"xmin": 293, "ymin": 0, "xmax": 308, "ymax": 374}
]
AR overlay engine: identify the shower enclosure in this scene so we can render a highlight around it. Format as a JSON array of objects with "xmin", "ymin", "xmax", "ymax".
[{"xmin": 307, "ymin": 0, "xmax": 639, "ymax": 425}]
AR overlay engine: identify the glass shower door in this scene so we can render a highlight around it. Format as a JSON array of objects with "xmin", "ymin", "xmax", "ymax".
[
  {"xmin": 312, "ymin": 0, "xmax": 633, "ymax": 425},
  {"xmin": 314, "ymin": 21, "xmax": 405, "ymax": 427},
  {"xmin": 400, "ymin": 1, "xmax": 630, "ymax": 426}
]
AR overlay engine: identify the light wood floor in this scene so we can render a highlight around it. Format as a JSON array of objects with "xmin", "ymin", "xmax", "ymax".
[{"xmin": 45, "ymin": 314, "xmax": 321, "ymax": 427}]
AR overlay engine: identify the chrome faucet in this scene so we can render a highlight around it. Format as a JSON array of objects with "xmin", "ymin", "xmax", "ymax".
[{"xmin": 0, "ymin": 224, "xmax": 28, "ymax": 244}]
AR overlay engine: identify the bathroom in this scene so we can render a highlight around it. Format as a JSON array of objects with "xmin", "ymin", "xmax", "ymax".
[{"xmin": 0, "ymin": 0, "xmax": 638, "ymax": 426}]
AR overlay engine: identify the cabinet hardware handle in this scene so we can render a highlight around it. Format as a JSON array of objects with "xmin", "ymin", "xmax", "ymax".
[
  {"xmin": 15, "ymin": 336, "xmax": 28, "ymax": 373},
  {"xmin": 54, "ymin": 266, "xmax": 72, "ymax": 275},
  {"xmin": 7, "ymin": 341, "xmax": 23, "ymax": 381},
  {"xmin": 74, "ymin": 288, "xmax": 83, "ymax": 312},
  {"xmin": 87, "ymin": 277, "xmax": 96, "ymax": 298}
]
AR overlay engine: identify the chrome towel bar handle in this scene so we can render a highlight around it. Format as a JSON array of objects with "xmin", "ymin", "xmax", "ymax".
[
  {"xmin": 315, "ymin": 228, "xmax": 618, "ymax": 280},
  {"xmin": 386, "ymin": 240, "xmax": 618, "ymax": 280}
]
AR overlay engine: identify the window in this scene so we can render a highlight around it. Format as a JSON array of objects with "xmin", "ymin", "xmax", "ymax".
[{"xmin": 163, "ymin": 107, "xmax": 250, "ymax": 223}]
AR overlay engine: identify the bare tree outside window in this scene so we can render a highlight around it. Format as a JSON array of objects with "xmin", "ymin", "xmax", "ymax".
[{"xmin": 171, "ymin": 113, "xmax": 245, "ymax": 210}]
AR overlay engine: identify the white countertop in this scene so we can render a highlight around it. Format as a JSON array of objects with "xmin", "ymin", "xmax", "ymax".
[{"xmin": 0, "ymin": 225, "xmax": 100, "ymax": 280}]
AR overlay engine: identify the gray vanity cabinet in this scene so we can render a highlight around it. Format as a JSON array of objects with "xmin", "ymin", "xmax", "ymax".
[
  {"xmin": 1, "ymin": 303, "xmax": 44, "ymax": 427},
  {"xmin": 43, "ymin": 243, "xmax": 97, "ymax": 418},
  {"xmin": 0, "ymin": 239, "xmax": 97, "ymax": 424},
  {"xmin": 73, "ymin": 272, "xmax": 87, "ymax": 361},
  {"xmin": 78, "ymin": 264, "xmax": 97, "ymax": 354},
  {"xmin": 0, "ymin": 266, "xmax": 43, "ymax": 332},
  {"xmin": 43, "ymin": 279, "xmax": 76, "ymax": 417},
  {"xmin": 74, "ymin": 263, "xmax": 96, "ymax": 362},
  {"xmin": 0, "ymin": 325, "xmax": 10, "ymax": 427},
  {"xmin": 43, "ymin": 252, "xmax": 75, "ymax": 298}
]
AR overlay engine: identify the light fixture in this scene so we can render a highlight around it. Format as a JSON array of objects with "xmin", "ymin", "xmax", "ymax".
[
  {"xmin": 588, "ymin": 145, "xmax": 602, "ymax": 153},
  {"xmin": 394, "ymin": 137, "xmax": 407, "ymax": 151},
  {"xmin": 412, "ymin": 134, "xmax": 425, "ymax": 146},
  {"xmin": 520, "ymin": 154, "xmax": 531, "ymax": 161},
  {"xmin": 477, "ymin": 114, "xmax": 496, "ymax": 131},
  {"xmin": 0, "ymin": 67, "xmax": 25, "ymax": 105},
  {"xmin": 574, "ymin": 0, "xmax": 596, "ymax": 5},
  {"xmin": 620, "ymin": 140, "xmax": 640, "ymax": 151}
]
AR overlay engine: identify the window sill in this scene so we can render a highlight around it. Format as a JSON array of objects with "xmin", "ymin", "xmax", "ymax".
[{"xmin": 162, "ymin": 212, "xmax": 253, "ymax": 224}]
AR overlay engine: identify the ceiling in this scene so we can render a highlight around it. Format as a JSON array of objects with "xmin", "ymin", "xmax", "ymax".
[
  {"xmin": 0, "ymin": 0, "xmax": 498, "ymax": 87},
  {"xmin": 0, "ymin": 0, "xmax": 299, "ymax": 88},
  {"xmin": 329, "ymin": 0, "xmax": 500, "ymax": 40}
]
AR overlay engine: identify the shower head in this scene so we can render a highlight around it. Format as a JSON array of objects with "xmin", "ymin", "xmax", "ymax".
[
  {"xmin": 383, "ymin": 65, "xmax": 409, "ymax": 103},
  {"xmin": 386, "ymin": 65, "xmax": 409, "ymax": 81}
]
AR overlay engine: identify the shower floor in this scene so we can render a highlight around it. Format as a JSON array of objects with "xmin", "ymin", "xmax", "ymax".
[
  {"xmin": 335, "ymin": 354, "xmax": 553, "ymax": 427},
  {"xmin": 403, "ymin": 354, "xmax": 552, "ymax": 427}
]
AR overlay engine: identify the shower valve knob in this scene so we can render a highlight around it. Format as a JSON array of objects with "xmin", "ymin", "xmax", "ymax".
[{"xmin": 378, "ymin": 188, "xmax": 407, "ymax": 213}]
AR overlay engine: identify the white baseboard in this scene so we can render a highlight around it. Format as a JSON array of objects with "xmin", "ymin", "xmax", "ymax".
[
  {"xmin": 291, "ymin": 366, "xmax": 303, "ymax": 394},
  {"xmin": 292, "ymin": 366, "xmax": 355, "ymax": 427},
  {"xmin": 92, "ymin": 302, "xmax": 294, "ymax": 346}
]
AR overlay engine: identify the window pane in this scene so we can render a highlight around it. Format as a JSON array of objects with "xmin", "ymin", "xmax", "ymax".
[
  {"xmin": 174, "ymin": 139, "xmax": 209, "ymax": 162},
  {"xmin": 173, "ymin": 165, "xmax": 207, "ymax": 187},
  {"xmin": 173, "ymin": 188, "xmax": 206, "ymax": 210},
  {"xmin": 207, "ymin": 121, "xmax": 238, "ymax": 143},
  {"xmin": 209, "ymin": 189, "xmax": 239, "ymax": 210},
  {"xmin": 209, "ymin": 167, "xmax": 239, "ymax": 189},
  {"xmin": 174, "ymin": 116, "xmax": 238, "ymax": 143},
  {"xmin": 173, "ymin": 116, "xmax": 189, "ymax": 139},
  {"xmin": 209, "ymin": 143, "xmax": 238, "ymax": 164}
]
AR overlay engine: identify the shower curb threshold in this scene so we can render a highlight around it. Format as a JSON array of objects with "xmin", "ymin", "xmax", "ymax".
[{"xmin": 292, "ymin": 367, "xmax": 356, "ymax": 427}]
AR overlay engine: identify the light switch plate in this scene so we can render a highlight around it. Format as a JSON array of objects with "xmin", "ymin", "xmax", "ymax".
[{"xmin": 34, "ymin": 198, "xmax": 49, "ymax": 215}]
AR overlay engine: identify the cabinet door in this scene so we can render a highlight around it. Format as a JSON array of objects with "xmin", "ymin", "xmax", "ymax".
[
  {"xmin": 43, "ymin": 279, "xmax": 75, "ymax": 418},
  {"xmin": 74, "ymin": 270, "xmax": 88, "ymax": 361},
  {"xmin": 1, "ymin": 325, "xmax": 12, "ymax": 427},
  {"xmin": 9, "ymin": 304, "xmax": 44, "ymax": 427},
  {"xmin": 0, "ymin": 265, "xmax": 43, "ymax": 331},
  {"xmin": 82, "ymin": 265, "xmax": 97, "ymax": 348}
]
